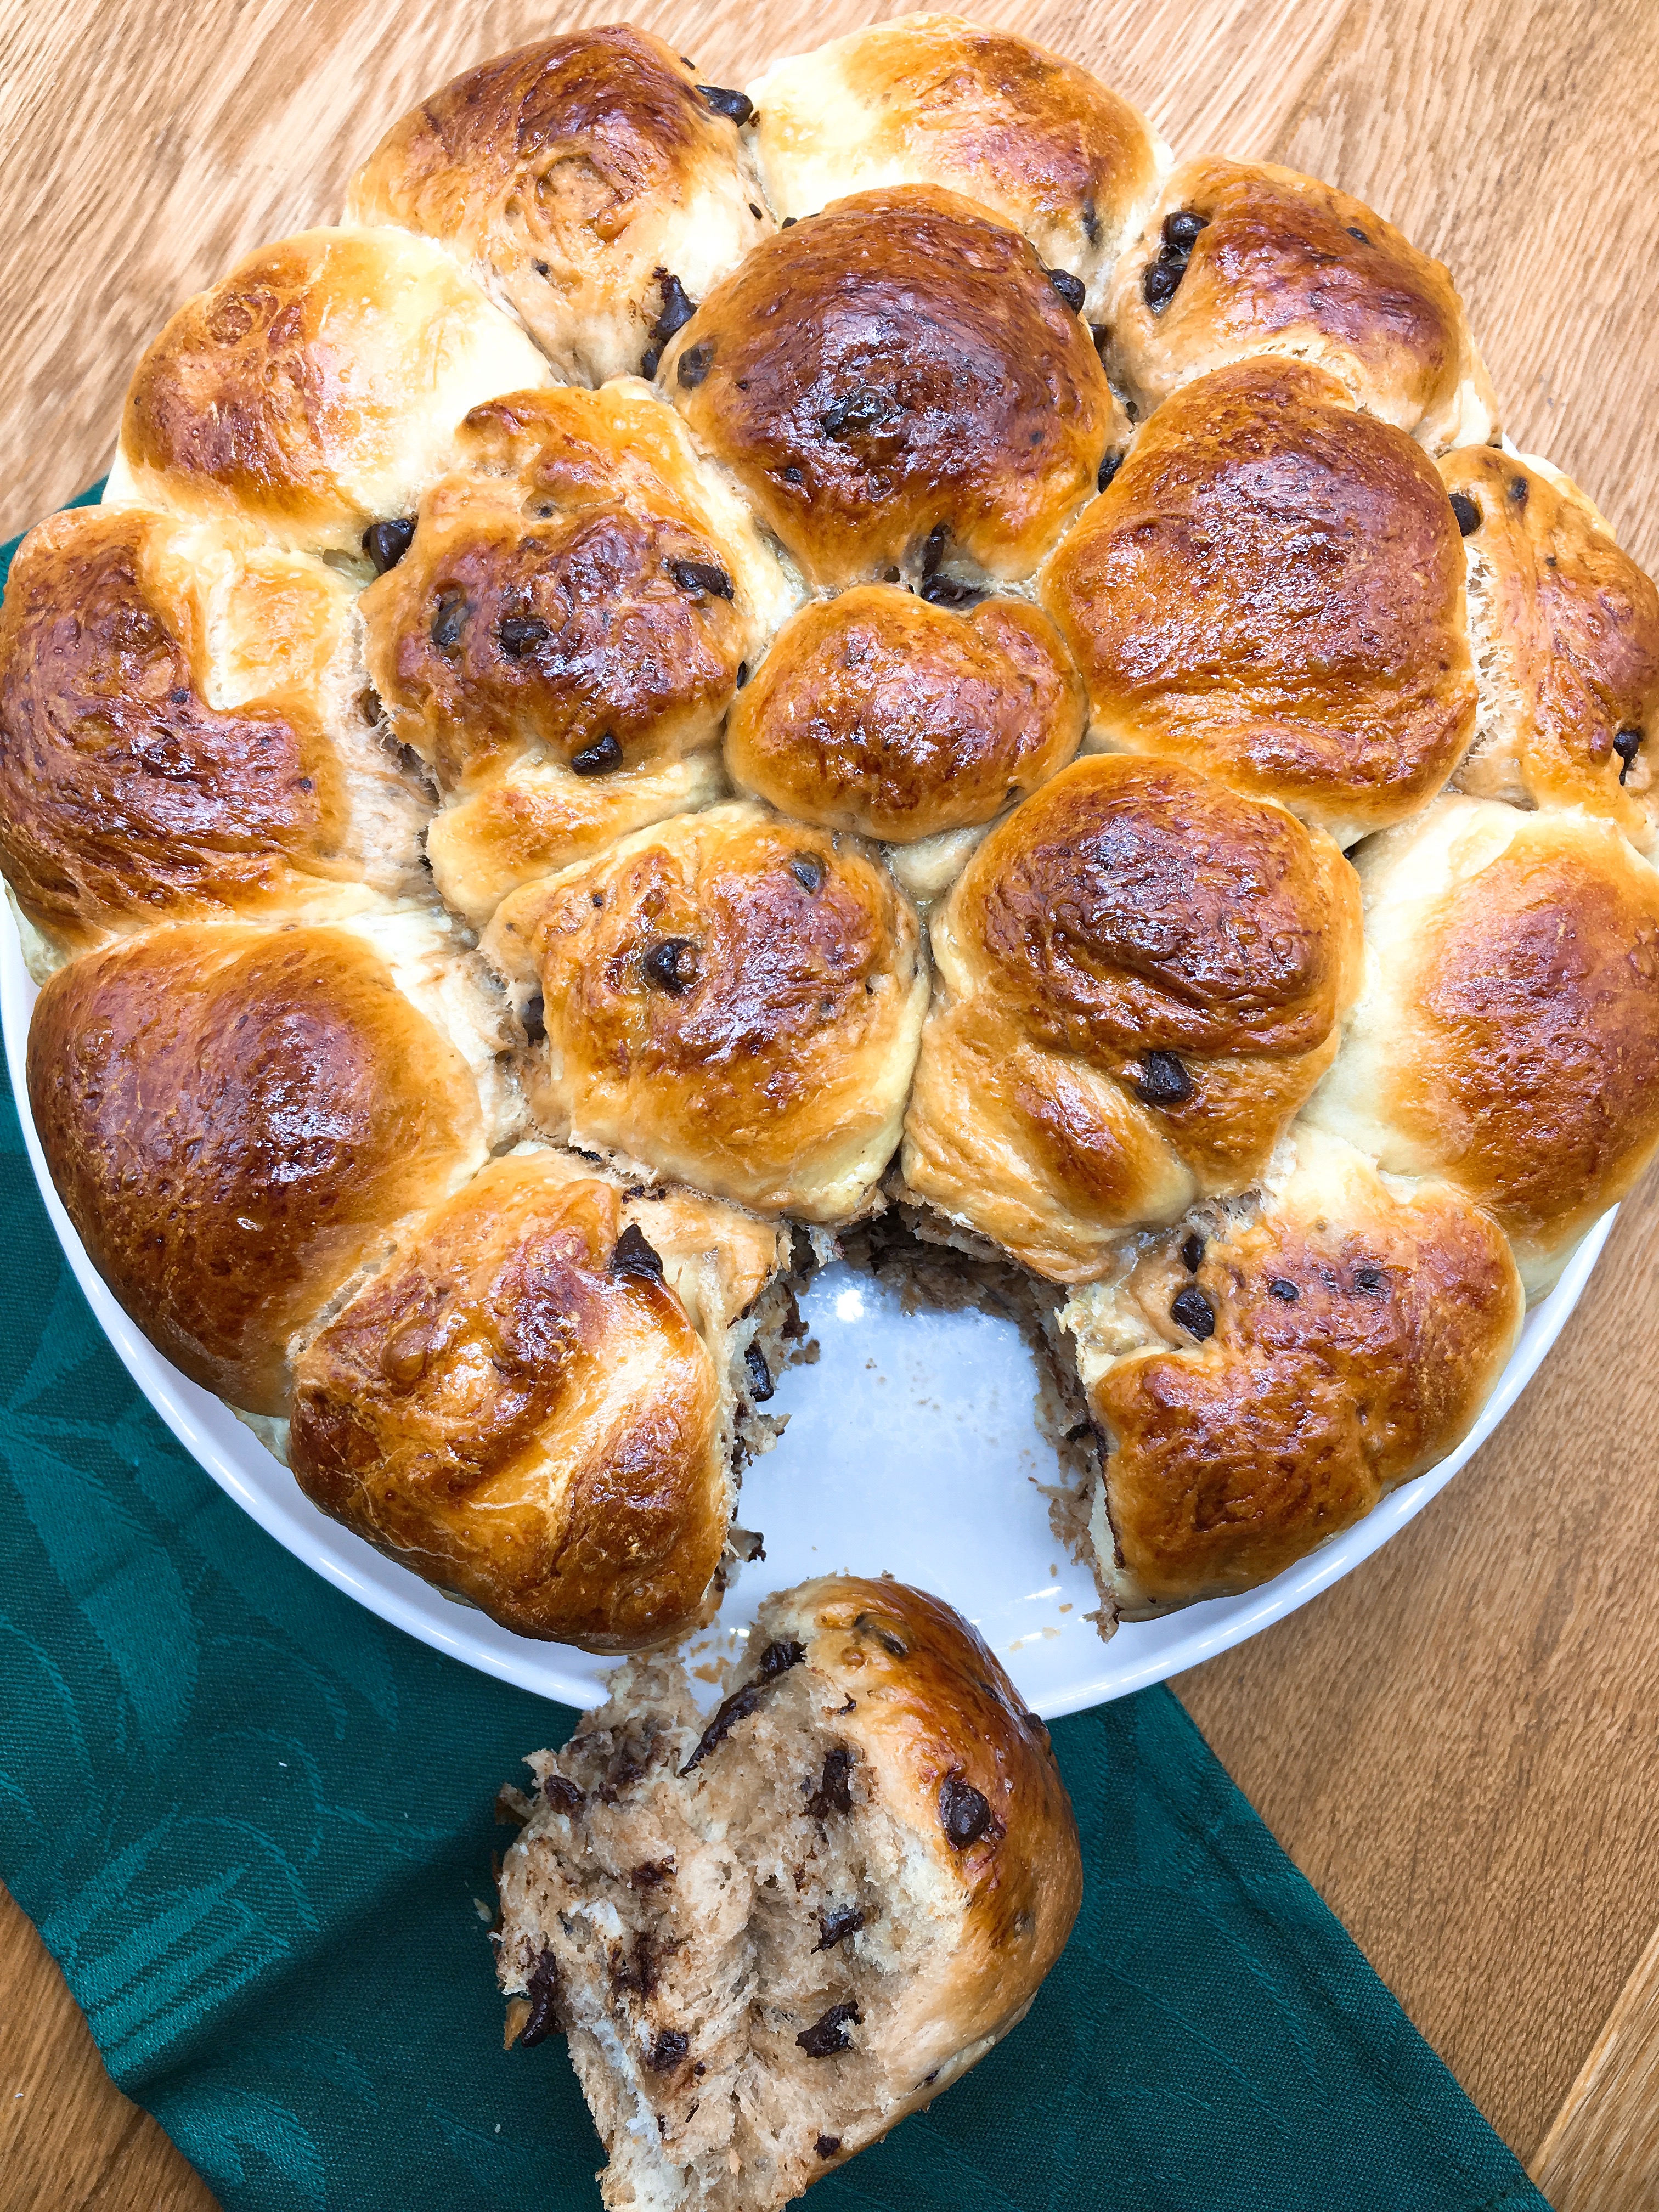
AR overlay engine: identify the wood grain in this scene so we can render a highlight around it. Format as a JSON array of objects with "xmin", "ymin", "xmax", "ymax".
[{"xmin": 3, "ymin": 1, "xmax": 1659, "ymax": 2208}]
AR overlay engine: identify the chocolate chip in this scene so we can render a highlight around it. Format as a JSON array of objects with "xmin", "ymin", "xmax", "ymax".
[
  {"xmin": 498, "ymin": 614, "xmax": 550, "ymax": 657},
  {"xmin": 1098, "ymin": 450, "xmax": 1123, "ymax": 494},
  {"xmin": 921, "ymin": 521, "xmax": 949, "ymax": 578},
  {"xmin": 640, "ymin": 342, "xmax": 663, "ymax": 379},
  {"xmin": 1346, "ymin": 224, "xmax": 1370, "ymax": 243},
  {"xmin": 815, "ymin": 1903, "xmax": 866, "ymax": 1950},
  {"xmin": 1180, "ymin": 1232, "xmax": 1205, "ymax": 1273},
  {"xmin": 939, "ymin": 1773, "xmax": 994, "ymax": 1849},
  {"xmin": 571, "ymin": 731, "xmax": 623, "ymax": 776},
  {"xmin": 521, "ymin": 991, "xmax": 546, "ymax": 1044},
  {"xmin": 797, "ymin": 2001, "xmax": 861, "ymax": 2058},
  {"xmin": 1615, "ymin": 726, "xmax": 1644, "ymax": 783},
  {"xmin": 1142, "ymin": 256, "xmax": 1183, "ymax": 311},
  {"xmin": 610, "ymin": 1933, "xmax": 659, "ymax": 1998},
  {"xmin": 748, "ymin": 202, "xmax": 763, "ymax": 218},
  {"xmin": 1047, "ymin": 267, "xmax": 1086, "ymax": 312},
  {"xmin": 1352, "ymin": 1263, "xmax": 1386, "ymax": 1294},
  {"xmin": 919, "ymin": 574, "xmax": 984, "ymax": 608},
  {"xmin": 677, "ymin": 341, "xmax": 714, "ymax": 388},
  {"xmin": 668, "ymin": 557, "xmax": 733, "ymax": 599},
  {"xmin": 806, "ymin": 1746, "xmax": 854, "ymax": 1818},
  {"xmin": 543, "ymin": 1773, "xmax": 583, "ymax": 1812},
  {"xmin": 630, "ymin": 1859, "xmax": 674, "ymax": 1889},
  {"xmin": 519, "ymin": 1950, "xmax": 564, "ymax": 2047},
  {"xmin": 680, "ymin": 1641, "xmax": 804, "ymax": 1775},
  {"xmin": 781, "ymin": 464, "xmax": 804, "ymax": 484},
  {"xmin": 820, "ymin": 388, "xmax": 896, "ymax": 441},
  {"xmin": 646, "ymin": 2028, "xmax": 689, "ymax": 2072},
  {"xmin": 754, "ymin": 1637, "xmax": 805, "ymax": 1678},
  {"xmin": 782, "ymin": 857, "xmax": 825, "ymax": 904},
  {"xmin": 697, "ymin": 83, "xmax": 753, "ymax": 124},
  {"xmin": 652, "ymin": 272, "xmax": 697, "ymax": 344},
  {"xmin": 362, "ymin": 517, "xmax": 415, "ymax": 573},
  {"xmin": 1509, "ymin": 474, "xmax": 1530, "ymax": 505},
  {"xmin": 1135, "ymin": 1049, "xmax": 1194, "ymax": 1106},
  {"xmin": 1081, "ymin": 197, "xmax": 1100, "ymax": 245},
  {"xmin": 1450, "ymin": 491, "xmax": 1482, "ymax": 536},
  {"xmin": 1163, "ymin": 209, "xmax": 1209, "ymax": 251},
  {"xmin": 642, "ymin": 937, "xmax": 698, "ymax": 992},
  {"xmin": 781, "ymin": 216, "xmax": 797, "ymax": 229},
  {"xmin": 745, "ymin": 1342, "xmax": 774, "ymax": 1402},
  {"xmin": 816, "ymin": 2136, "xmax": 842, "ymax": 2159},
  {"xmin": 430, "ymin": 591, "xmax": 468, "ymax": 653},
  {"xmin": 1267, "ymin": 1278, "xmax": 1300, "ymax": 1302},
  {"xmin": 736, "ymin": 659, "xmax": 751, "ymax": 687},
  {"xmin": 610, "ymin": 1224, "xmax": 665, "ymax": 1283},
  {"xmin": 1170, "ymin": 1285, "xmax": 1216, "ymax": 1340}
]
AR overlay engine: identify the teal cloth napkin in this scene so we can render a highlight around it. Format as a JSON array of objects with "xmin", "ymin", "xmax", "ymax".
[{"xmin": 0, "ymin": 505, "xmax": 1548, "ymax": 2211}]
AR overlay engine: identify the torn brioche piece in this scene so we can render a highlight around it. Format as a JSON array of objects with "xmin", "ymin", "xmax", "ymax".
[{"xmin": 496, "ymin": 1574, "xmax": 1081, "ymax": 2210}]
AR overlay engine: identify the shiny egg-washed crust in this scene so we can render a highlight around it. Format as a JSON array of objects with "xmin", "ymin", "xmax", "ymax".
[
  {"xmin": 659, "ymin": 185, "xmax": 1125, "ymax": 589},
  {"xmin": 110, "ymin": 228, "xmax": 549, "ymax": 555},
  {"xmin": 748, "ymin": 13, "xmax": 1166, "ymax": 313},
  {"xmin": 26, "ymin": 922, "xmax": 487, "ymax": 1417},
  {"xmin": 902, "ymin": 754, "xmax": 1363, "ymax": 1279},
  {"xmin": 1107, "ymin": 157, "xmax": 1498, "ymax": 453},
  {"xmin": 1040, "ymin": 359, "xmax": 1477, "ymax": 846},
  {"xmin": 486, "ymin": 802, "xmax": 928, "ymax": 1221},
  {"xmin": 346, "ymin": 25, "xmax": 772, "ymax": 386},
  {"xmin": 291, "ymin": 1152, "xmax": 782, "ymax": 1650},
  {"xmin": 1442, "ymin": 448, "xmax": 1659, "ymax": 853},
  {"xmin": 758, "ymin": 1575, "xmax": 1082, "ymax": 2066},
  {"xmin": 1062, "ymin": 1131, "xmax": 1523, "ymax": 1612},
  {"xmin": 725, "ymin": 585, "xmax": 1087, "ymax": 845},
  {"xmin": 1307, "ymin": 796, "xmax": 1659, "ymax": 1296},
  {"xmin": 0, "ymin": 504, "xmax": 425, "ymax": 955},
  {"xmin": 361, "ymin": 382, "xmax": 797, "ymax": 922}
]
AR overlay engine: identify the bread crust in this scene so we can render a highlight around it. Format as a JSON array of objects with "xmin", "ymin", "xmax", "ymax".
[{"xmin": 660, "ymin": 185, "xmax": 1124, "ymax": 588}]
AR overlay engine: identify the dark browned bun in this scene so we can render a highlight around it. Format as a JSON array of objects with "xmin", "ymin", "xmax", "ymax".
[
  {"xmin": 749, "ymin": 14, "xmax": 1165, "ymax": 309},
  {"xmin": 1107, "ymin": 156, "xmax": 1497, "ymax": 452},
  {"xmin": 346, "ymin": 25, "xmax": 771, "ymax": 384},
  {"xmin": 1065, "ymin": 1130, "xmax": 1523, "ymax": 1612},
  {"xmin": 0, "ymin": 504, "xmax": 424, "ymax": 956},
  {"xmin": 290, "ymin": 1153, "xmax": 781, "ymax": 1651},
  {"xmin": 112, "ymin": 228, "xmax": 548, "ymax": 553},
  {"xmin": 1441, "ymin": 447, "xmax": 1659, "ymax": 852},
  {"xmin": 1041, "ymin": 358, "xmax": 1476, "ymax": 845},
  {"xmin": 902, "ymin": 752, "xmax": 1362, "ymax": 1278},
  {"xmin": 1307, "ymin": 796, "xmax": 1659, "ymax": 1295},
  {"xmin": 26, "ymin": 922, "xmax": 486, "ymax": 1414},
  {"xmin": 483, "ymin": 802, "xmax": 928, "ymax": 1222},
  {"xmin": 761, "ymin": 1574, "xmax": 1082, "ymax": 2046},
  {"xmin": 724, "ymin": 585, "xmax": 1086, "ymax": 844},
  {"xmin": 659, "ymin": 185, "xmax": 1125, "ymax": 588}
]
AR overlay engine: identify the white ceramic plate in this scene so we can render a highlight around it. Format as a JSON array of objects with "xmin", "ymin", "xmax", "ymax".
[{"xmin": 2, "ymin": 905, "xmax": 1609, "ymax": 1718}]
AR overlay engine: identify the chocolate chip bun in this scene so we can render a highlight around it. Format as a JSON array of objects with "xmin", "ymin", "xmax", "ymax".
[
  {"xmin": 1105, "ymin": 156, "xmax": 1498, "ymax": 453},
  {"xmin": 4, "ymin": 15, "xmax": 1658, "ymax": 1673},
  {"xmin": 658, "ymin": 185, "xmax": 1125, "ymax": 588},
  {"xmin": 748, "ymin": 13, "xmax": 1167, "ymax": 313},
  {"xmin": 495, "ymin": 1573, "xmax": 1081, "ymax": 2210},
  {"xmin": 1041, "ymin": 358, "xmax": 1477, "ymax": 847},
  {"xmin": 347, "ymin": 26, "xmax": 772, "ymax": 385},
  {"xmin": 106, "ymin": 228, "xmax": 549, "ymax": 554},
  {"xmin": 902, "ymin": 755, "xmax": 1363, "ymax": 1278}
]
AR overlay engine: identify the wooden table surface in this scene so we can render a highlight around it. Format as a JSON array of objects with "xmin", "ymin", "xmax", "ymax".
[{"xmin": 2, "ymin": 0, "xmax": 1657, "ymax": 2206}]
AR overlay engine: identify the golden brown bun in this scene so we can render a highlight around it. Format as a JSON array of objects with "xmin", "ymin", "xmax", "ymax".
[
  {"xmin": 291, "ymin": 1151, "xmax": 782, "ymax": 1650},
  {"xmin": 660, "ymin": 185, "xmax": 1126, "ymax": 589},
  {"xmin": 109, "ymin": 228, "xmax": 548, "ymax": 554},
  {"xmin": 360, "ymin": 381, "xmax": 795, "ymax": 924},
  {"xmin": 484, "ymin": 802, "xmax": 928, "ymax": 1221},
  {"xmin": 1307, "ymin": 795, "xmax": 1659, "ymax": 1294},
  {"xmin": 724, "ymin": 585, "xmax": 1086, "ymax": 845},
  {"xmin": 1062, "ymin": 1130, "xmax": 1523, "ymax": 1613},
  {"xmin": 748, "ymin": 13, "xmax": 1166, "ymax": 314},
  {"xmin": 1107, "ymin": 157, "xmax": 1497, "ymax": 452},
  {"xmin": 1040, "ymin": 359, "xmax": 1477, "ymax": 847},
  {"xmin": 1442, "ymin": 447, "xmax": 1659, "ymax": 853},
  {"xmin": 902, "ymin": 754, "xmax": 1362, "ymax": 1278},
  {"xmin": 756, "ymin": 1575, "xmax": 1082, "ymax": 2066},
  {"xmin": 27, "ymin": 921, "xmax": 488, "ymax": 1415},
  {"xmin": 346, "ymin": 26, "xmax": 771, "ymax": 385},
  {"xmin": 0, "ymin": 504, "xmax": 427, "ymax": 959}
]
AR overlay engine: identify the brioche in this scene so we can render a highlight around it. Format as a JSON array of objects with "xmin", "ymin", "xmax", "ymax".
[
  {"xmin": 2, "ymin": 12, "xmax": 1656, "ymax": 1701},
  {"xmin": 496, "ymin": 1575, "xmax": 1081, "ymax": 2210}
]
